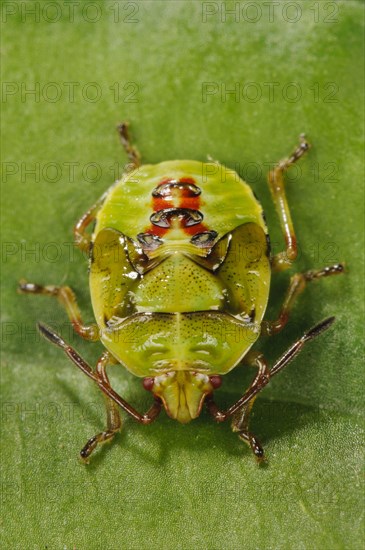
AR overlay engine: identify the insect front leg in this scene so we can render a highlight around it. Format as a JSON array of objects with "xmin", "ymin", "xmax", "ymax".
[
  {"xmin": 268, "ymin": 134, "xmax": 310, "ymax": 272},
  {"xmin": 117, "ymin": 121, "xmax": 141, "ymax": 169},
  {"xmin": 230, "ymin": 351, "xmax": 270, "ymax": 462},
  {"xmin": 206, "ymin": 317, "xmax": 336, "ymax": 461},
  {"xmin": 79, "ymin": 351, "xmax": 122, "ymax": 462},
  {"xmin": 37, "ymin": 324, "xmax": 162, "ymax": 460},
  {"xmin": 262, "ymin": 263, "xmax": 344, "ymax": 336},
  {"xmin": 18, "ymin": 281, "xmax": 99, "ymax": 341}
]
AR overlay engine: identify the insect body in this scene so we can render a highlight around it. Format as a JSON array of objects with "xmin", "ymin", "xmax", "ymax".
[
  {"xmin": 19, "ymin": 123, "xmax": 344, "ymax": 462},
  {"xmin": 91, "ymin": 159, "xmax": 270, "ymax": 423}
]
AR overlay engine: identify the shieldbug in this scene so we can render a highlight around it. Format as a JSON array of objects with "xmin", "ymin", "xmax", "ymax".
[{"xmin": 19, "ymin": 122, "xmax": 344, "ymax": 462}]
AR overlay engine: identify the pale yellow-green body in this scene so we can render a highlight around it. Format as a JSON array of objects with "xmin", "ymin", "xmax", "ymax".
[{"xmin": 90, "ymin": 161, "xmax": 271, "ymax": 422}]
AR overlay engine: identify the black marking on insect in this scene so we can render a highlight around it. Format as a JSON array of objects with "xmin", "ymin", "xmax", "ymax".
[{"xmin": 150, "ymin": 208, "xmax": 204, "ymax": 228}]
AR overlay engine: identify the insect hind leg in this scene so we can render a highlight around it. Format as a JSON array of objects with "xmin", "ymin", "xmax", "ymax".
[
  {"xmin": 268, "ymin": 134, "xmax": 310, "ymax": 272},
  {"xmin": 117, "ymin": 121, "xmax": 141, "ymax": 169}
]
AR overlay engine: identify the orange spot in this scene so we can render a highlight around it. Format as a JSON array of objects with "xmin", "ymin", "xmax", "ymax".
[{"xmin": 152, "ymin": 197, "xmax": 174, "ymax": 212}]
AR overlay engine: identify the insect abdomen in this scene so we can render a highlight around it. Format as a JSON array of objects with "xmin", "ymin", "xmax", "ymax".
[{"xmin": 94, "ymin": 160, "xmax": 267, "ymax": 241}]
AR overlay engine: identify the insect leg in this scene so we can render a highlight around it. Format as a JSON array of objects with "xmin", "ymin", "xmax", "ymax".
[
  {"xmin": 267, "ymin": 134, "xmax": 310, "ymax": 271},
  {"xmin": 73, "ymin": 193, "xmax": 106, "ymax": 252},
  {"xmin": 262, "ymin": 263, "xmax": 344, "ymax": 336},
  {"xmin": 74, "ymin": 122, "xmax": 140, "ymax": 252},
  {"xmin": 117, "ymin": 121, "xmax": 141, "ymax": 169},
  {"xmin": 18, "ymin": 281, "xmax": 99, "ymax": 341},
  {"xmin": 231, "ymin": 351, "xmax": 269, "ymax": 462},
  {"xmin": 79, "ymin": 351, "xmax": 122, "ymax": 461},
  {"xmin": 37, "ymin": 324, "xmax": 162, "ymax": 444},
  {"xmin": 206, "ymin": 317, "xmax": 335, "ymax": 459}
]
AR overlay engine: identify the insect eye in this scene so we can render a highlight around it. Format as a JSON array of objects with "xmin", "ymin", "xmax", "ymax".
[
  {"xmin": 143, "ymin": 377, "xmax": 155, "ymax": 391},
  {"xmin": 209, "ymin": 375, "xmax": 222, "ymax": 389},
  {"xmin": 190, "ymin": 231, "xmax": 218, "ymax": 248}
]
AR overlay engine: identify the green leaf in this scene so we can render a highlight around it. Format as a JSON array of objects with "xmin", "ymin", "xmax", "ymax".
[{"xmin": 1, "ymin": 1, "xmax": 363, "ymax": 548}]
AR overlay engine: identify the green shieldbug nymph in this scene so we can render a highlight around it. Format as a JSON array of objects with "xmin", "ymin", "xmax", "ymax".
[{"xmin": 19, "ymin": 122, "xmax": 344, "ymax": 463}]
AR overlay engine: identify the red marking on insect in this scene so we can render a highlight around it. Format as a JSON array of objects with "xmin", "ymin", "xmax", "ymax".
[{"xmin": 146, "ymin": 177, "xmax": 210, "ymax": 238}]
